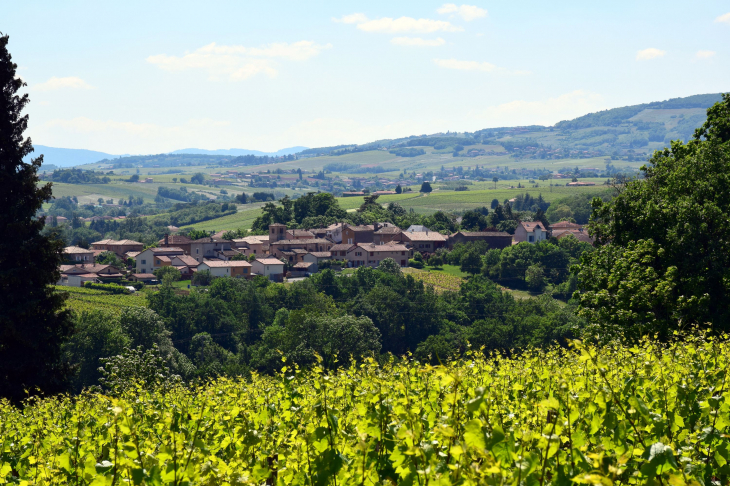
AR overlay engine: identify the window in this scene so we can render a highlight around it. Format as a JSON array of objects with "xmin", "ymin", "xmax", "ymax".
[
  {"xmin": 401, "ymin": 252, "xmax": 405, "ymax": 256},
  {"xmin": 369, "ymin": 252, "xmax": 374, "ymax": 257},
  {"xmin": 528, "ymin": 235, "xmax": 534, "ymax": 242},
  {"xmin": 196, "ymin": 249, "xmax": 199, "ymax": 254},
  {"xmin": 348, "ymin": 238, "xmax": 353, "ymax": 244}
]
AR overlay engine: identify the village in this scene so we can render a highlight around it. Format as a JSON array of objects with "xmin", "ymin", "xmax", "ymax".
[{"xmin": 58, "ymin": 219, "xmax": 593, "ymax": 287}]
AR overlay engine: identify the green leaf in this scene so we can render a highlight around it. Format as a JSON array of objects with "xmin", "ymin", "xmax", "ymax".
[{"xmin": 463, "ymin": 419, "xmax": 486, "ymax": 450}]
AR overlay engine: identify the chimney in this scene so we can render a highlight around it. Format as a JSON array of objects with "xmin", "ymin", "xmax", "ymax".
[{"xmin": 164, "ymin": 234, "xmax": 169, "ymax": 245}]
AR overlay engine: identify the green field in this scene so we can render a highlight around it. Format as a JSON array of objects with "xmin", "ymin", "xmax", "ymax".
[
  {"xmin": 58, "ymin": 286, "xmax": 148, "ymax": 315},
  {"xmin": 2, "ymin": 335, "xmax": 727, "ymax": 485}
]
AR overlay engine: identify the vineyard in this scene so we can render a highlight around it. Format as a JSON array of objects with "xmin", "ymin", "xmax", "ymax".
[
  {"xmin": 58, "ymin": 286, "xmax": 148, "ymax": 315},
  {"xmin": 402, "ymin": 267, "xmax": 464, "ymax": 293},
  {"xmin": 2, "ymin": 335, "xmax": 728, "ymax": 485}
]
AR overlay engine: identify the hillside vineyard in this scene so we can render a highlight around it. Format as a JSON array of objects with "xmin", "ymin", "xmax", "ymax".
[{"xmin": 1, "ymin": 334, "xmax": 728, "ymax": 485}]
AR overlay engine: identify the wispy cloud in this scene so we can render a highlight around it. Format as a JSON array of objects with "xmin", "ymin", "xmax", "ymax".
[
  {"xmin": 333, "ymin": 14, "xmax": 462, "ymax": 33},
  {"xmin": 146, "ymin": 41, "xmax": 332, "ymax": 80},
  {"xmin": 391, "ymin": 37, "xmax": 446, "ymax": 47},
  {"xmin": 715, "ymin": 12, "xmax": 730, "ymax": 24},
  {"xmin": 695, "ymin": 50, "xmax": 716, "ymax": 59},
  {"xmin": 636, "ymin": 48, "xmax": 666, "ymax": 60},
  {"xmin": 34, "ymin": 76, "xmax": 94, "ymax": 91},
  {"xmin": 437, "ymin": 4, "xmax": 487, "ymax": 21},
  {"xmin": 433, "ymin": 58, "xmax": 530, "ymax": 75}
]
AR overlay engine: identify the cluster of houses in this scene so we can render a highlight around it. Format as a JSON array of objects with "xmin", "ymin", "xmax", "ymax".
[{"xmin": 59, "ymin": 220, "xmax": 591, "ymax": 287}]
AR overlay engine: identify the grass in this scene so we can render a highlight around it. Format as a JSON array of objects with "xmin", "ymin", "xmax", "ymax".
[
  {"xmin": 402, "ymin": 267, "xmax": 464, "ymax": 293},
  {"xmin": 424, "ymin": 264, "xmax": 467, "ymax": 278}
]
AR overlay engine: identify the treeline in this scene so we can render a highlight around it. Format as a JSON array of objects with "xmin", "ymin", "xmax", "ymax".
[
  {"xmin": 156, "ymin": 186, "xmax": 206, "ymax": 203},
  {"xmin": 49, "ymin": 168, "xmax": 110, "ymax": 184},
  {"xmin": 389, "ymin": 147, "xmax": 425, "ymax": 157}
]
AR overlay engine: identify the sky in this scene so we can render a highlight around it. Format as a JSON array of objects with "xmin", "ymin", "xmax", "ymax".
[{"xmin": 4, "ymin": 1, "xmax": 730, "ymax": 154}]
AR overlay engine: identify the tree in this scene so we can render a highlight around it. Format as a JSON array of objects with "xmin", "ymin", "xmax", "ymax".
[
  {"xmin": 492, "ymin": 177, "xmax": 499, "ymax": 189},
  {"xmin": 127, "ymin": 174, "xmax": 139, "ymax": 182},
  {"xmin": 0, "ymin": 35, "xmax": 75, "ymax": 403},
  {"xmin": 420, "ymin": 181, "xmax": 433, "ymax": 193},
  {"xmin": 192, "ymin": 269, "xmax": 213, "ymax": 286},
  {"xmin": 154, "ymin": 266, "xmax": 181, "ymax": 282},
  {"xmin": 191, "ymin": 173, "xmax": 205, "ymax": 184},
  {"xmin": 491, "ymin": 198, "xmax": 500, "ymax": 209},
  {"xmin": 524, "ymin": 264, "xmax": 546, "ymax": 292},
  {"xmin": 378, "ymin": 258, "xmax": 401, "ymax": 275},
  {"xmin": 62, "ymin": 311, "xmax": 129, "ymax": 392},
  {"xmin": 575, "ymin": 94, "xmax": 730, "ymax": 341},
  {"xmin": 395, "ymin": 184, "xmax": 402, "ymax": 194},
  {"xmin": 460, "ymin": 249, "xmax": 482, "ymax": 275}
]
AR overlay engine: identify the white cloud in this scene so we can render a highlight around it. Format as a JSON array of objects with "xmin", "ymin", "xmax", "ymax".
[
  {"xmin": 333, "ymin": 14, "xmax": 462, "ymax": 33},
  {"xmin": 391, "ymin": 37, "xmax": 446, "ymax": 47},
  {"xmin": 146, "ymin": 41, "xmax": 331, "ymax": 80},
  {"xmin": 696, "ymin": 50, "xmax": 716, "ymax": 59},
  {"xmin": 715, "ymin": 12, "xmax": 730, "ymax": 24},
  {"xmin": 433, "ymin": 58, "xmax": 530, "ymax": 75},
  {"xmin": 34, "ymin": 76, "xmax": 94, "ymax": 91},
  {"xmin": 636, "ymin": 48, "xmax": 666, "ymax": 60},
  {"xmin": 437, "ymin": 4, "xmax": 487, "ymax": 21}
]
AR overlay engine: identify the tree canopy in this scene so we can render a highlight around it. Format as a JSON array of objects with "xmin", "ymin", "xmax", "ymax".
[
  {"xmin": 0, "ymin": 34, "xmax": 74, "ymax": 402},
  {"xmin": 576, "ymin": 93, "xmax": 730, "ymax": 340}
]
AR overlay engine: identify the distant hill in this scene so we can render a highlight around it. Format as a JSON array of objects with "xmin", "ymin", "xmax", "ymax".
[
  {"xmin": 24, "ymin": 145, "xmax": 120, "ymax": 168},
  {"xmin": 170, "ymin": 147, "xmax": 307, "ymax": 157}
]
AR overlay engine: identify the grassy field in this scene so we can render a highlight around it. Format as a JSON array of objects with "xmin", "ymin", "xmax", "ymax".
[{"xmin": 402, "ymin": 267, "xmax": 464, "ymax": 292}]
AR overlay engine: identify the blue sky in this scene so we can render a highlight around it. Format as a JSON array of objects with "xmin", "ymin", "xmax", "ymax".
[{"xmin": 4, "ymin": 1, "xmax": 729, "ymax": 154}]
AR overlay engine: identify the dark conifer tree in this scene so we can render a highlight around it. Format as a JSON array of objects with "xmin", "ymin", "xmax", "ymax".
[{"xmin": 0, "ymin": 34, "xmax": 73, "ymax": 403}]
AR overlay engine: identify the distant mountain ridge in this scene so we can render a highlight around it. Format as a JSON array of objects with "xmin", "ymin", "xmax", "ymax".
[{"xmin": 25, "ymin": 145, "xmax": 309, "ymax": 168}]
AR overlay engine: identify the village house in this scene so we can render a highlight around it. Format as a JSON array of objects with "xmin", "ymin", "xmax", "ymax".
[
  {"xmin": 135, "ymin": 247, "xmax": 185, "ymax": 274},
  {"xmin": 197, "ymin": 260, "xmax": 252, "ymax": 279},
  {"xmin": 514, "ymin": 221, "xmax": 548, "ymax": 244},
  {"xmin": 325, "ymin": 223, "xmax": 344, "ymax": 243},
  {"xmin": 373, "ymin": 226, "xmax": 402, "ymax": 245},
  {"xmin": 169, "ymin": 254, "xmax": 200, "ymax": 279},
  {"xmin": 346, "ymin": 242, "xmax": 411, "ymax": 268},
  {"xmin": 58, "ymin": 264, "xmax": 124, "ymax": 287},
  {"xmin": 342, "ymin": 224, "xmax": 375, "ymax": 245},
  {"xmin": 396, "ymin": 231, "xmax": 448, "ymax": 253},
  {"xmin": 91, "ymin": 239, "xmax": 144, "ymax": 257},
  {"xmin": 158, "ymin": 234, "xmax": 194, "ymax": 255},
  {"xmin": 447, "ymin": 231, "xmax": 513, "ymax": 250},
  {"xmin": 301, "ymin": 251, "xmax": 332, "ymax": 272},
  {"xmin": 549, "ymin": 221, "xmax": 594, "ymax": 244},
  {"xmin": 251, "ymin": 258, "xmax": 286, "ymax": 282},
  {"xmin": 64, "ymin": 246, "xmax": 94, "ymax": 263},
  {"xmin": 285, "ymin": 229, "xmax": 315, "ymax": 240},
  {"xmin": 232, "ymin": 235, "xmax": 270, "ymax": 256},
  {"xmin": 329, "ymin": 243, "xmax": 353, "ymax": 259},
  {"xmin": 189, "ymin": 237, "xmax": 233, "ymax": 263},
  {"xmin": 269, "ymin": 238, "xmax": 333, "ymax": 262}
]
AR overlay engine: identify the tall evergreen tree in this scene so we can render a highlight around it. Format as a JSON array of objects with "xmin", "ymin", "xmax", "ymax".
[{"xmin": 0, "ymin": 34, "xmax": 73, "ymax": 403}]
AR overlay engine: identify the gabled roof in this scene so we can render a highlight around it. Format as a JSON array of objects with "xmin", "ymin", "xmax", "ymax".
[
  {"xmin": 64, "ymin": 246, "xmax": 93, "ymax": 254},
  {"xmin": 287, "ymin": 229, "xmax": 315, "ymax": 237},
  {"xmin": 271, "ymin": 238, "xmax": 331, "ymax": 245},
  {"xmin": 354, "ymin": 243, "xmax": 410, "ymax": 252},
  {"xmin": 346, "ymin": 224, "xmax": 374, "ymax": 232},
  {"xmin": 156, "ymin": 255, "xmax": 172, "ymax": 263},
  {"xmin": 172, "ymin": 255, "xmax": 200, "ymax": 266},
  {"xmin": 401, "ymin": 231, "xmax": 448, "ymax": 242},
  {"xmin": 520, "ymin": 221, "xmax": 546, "ymax": 232},
  {"xmin": 148, "ymin": 247, "xmax": 185, "ymax": 253},
  {"xmin": 374, "ymin": 226, "xmax": 402, "ymax": 234},
  {"xmin": 308, "ymin": 252, "xmax": 332, "ymax": 258},
  {"xmin": 405, "ymin": 225, "xmax": 430, "ymax": 233},
  {"xmin": 192, "ymin": 237, "xmax": 232, "ymax": 243},
  {"xmin": 200, "ymin": 260, "xmax": 252, "ymax": 268},
  {"xmin": 330, "ymin": 244, "xmax": 355, "ymax": 252},
  {"xmin": 159, "ymin": 235, "xmax": 193, "ymax": 245},
  {"xmin": 292, "ymin": 261, "xmax": 315, "ymax": 269},
  {"xmin": 255, "ymin": 258, "xmax": 286, "ymax": 265}
]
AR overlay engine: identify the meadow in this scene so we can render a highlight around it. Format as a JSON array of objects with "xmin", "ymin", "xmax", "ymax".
[{"xmin": 1, "ymin": 334, "xmax": 727, "ymax": 485}]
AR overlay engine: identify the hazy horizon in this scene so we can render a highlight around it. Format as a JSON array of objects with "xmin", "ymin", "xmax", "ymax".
[{"xmin": 4, "ymin": 1, "xmax": 730, "ymax": 154}]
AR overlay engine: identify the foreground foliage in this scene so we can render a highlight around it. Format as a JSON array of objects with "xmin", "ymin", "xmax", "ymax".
[{"xmin": 2, "ymin": 334, "xmax": 728, "ymax": 485}]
